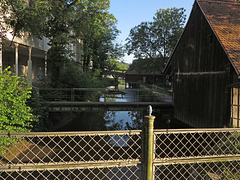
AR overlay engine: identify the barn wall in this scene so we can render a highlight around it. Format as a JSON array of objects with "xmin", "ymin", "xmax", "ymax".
[{"xmin": 171, "ymin": 2, "xmax": 232, "ymax": 127}]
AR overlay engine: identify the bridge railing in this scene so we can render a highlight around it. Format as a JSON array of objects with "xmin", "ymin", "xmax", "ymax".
[
  {"xmin": 35, "ymin": 87, "xmax": 172, "ymax": 103},
  {"xmin": 1, "ymin": 121, "xmax": 240, "ymax": 179},
  {"xmin": 36, "ymin": 88, "xmax": 107, "ymax": 102}
]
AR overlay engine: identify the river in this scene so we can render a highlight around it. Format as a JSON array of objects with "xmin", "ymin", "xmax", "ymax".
[{"xmin": 53, "ymin": 87, "xmax": 189, "ymax": 131}]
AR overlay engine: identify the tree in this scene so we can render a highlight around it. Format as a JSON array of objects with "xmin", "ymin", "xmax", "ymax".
[
  {"xmin": 0, "ymin": 5, "xmax": 3, "ymax": 72},
  {"xmin": 153, "ymin": 8, "xmax": 186, "ymax": 62},
  {"xmin": 0, "ymin": 68, "xmax": 37, "ymax": 132},
  {"xmin": 2, "ymin": 0, "xmax": 123, "ymax": 84},
  {"xmin": 0, "ymin": 1, "xmax": 9, "ymax": 72},
  {"xmin": 1, "ymin": 0, "xmax": 63, "ymax": 84},
  {"xmin": 1, "ymin": 0, "xmax": 123, "ymax": 87},
  {"xmin": 72, "ymin": 0, "xmax": 123, "ymax": 71},
  {"xmin": 126, "ymin": 22, "xmax": 157, "ymax": 60},
  {"xmin": 126, "ymin": 7, "xmax": 186, "ymax": 72},
  {"xmin": 43, "ymin": 0, "xmax": 77, "ymax": 85}
]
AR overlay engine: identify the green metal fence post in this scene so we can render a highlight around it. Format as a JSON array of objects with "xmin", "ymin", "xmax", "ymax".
[{"xmin": 143, "ymin": 115, "xmax": 155, "ymax": 180}]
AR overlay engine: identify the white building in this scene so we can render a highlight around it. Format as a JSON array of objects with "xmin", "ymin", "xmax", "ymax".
[
  {"xmin": 2, "ymin": 33, "xmax": 82, "ymax": 85},
  {"xmin": 0, "ymin": 2, "xmax": 83, "ymax": 85}
]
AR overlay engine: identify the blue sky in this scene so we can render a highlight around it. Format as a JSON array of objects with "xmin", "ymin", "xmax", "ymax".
[{"xmin": 109, "ymin": 0, "xmax": 195, "ymax": 63}]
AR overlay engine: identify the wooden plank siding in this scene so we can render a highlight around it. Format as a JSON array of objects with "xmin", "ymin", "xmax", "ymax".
[
  {"xmin": 170, "ymin": 2, "xmax": 234, "ymax": 127},
  {"xmin": 174, "ymin": 73, "xmax": 226, "ymax": 127}
]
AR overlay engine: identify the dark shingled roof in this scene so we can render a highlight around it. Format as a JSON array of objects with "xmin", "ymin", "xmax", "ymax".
[{"xmin": 197, "ymin": 0, "xmax": 240, "ymax": 75}]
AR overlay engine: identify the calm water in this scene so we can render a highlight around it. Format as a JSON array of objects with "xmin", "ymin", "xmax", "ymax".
[{"xmin": 54, "ymin": 88, "xmax": 188, "ymax": 131}]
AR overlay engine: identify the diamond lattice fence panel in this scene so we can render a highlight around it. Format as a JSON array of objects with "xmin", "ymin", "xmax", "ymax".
[
  {"xmin": 0, "ymin": 131, "xmax": 142, "ymax": 166},
  {"xmin": 0, "ymin": 165, "xmax": 141, "ymax": 180},
  {"xmin": 154, "ymin": 160, "xmax": 240, "ymax": 180},
  {"xmin": 154, "ymin": 129, "xmax": 240, "ymax": 160}
]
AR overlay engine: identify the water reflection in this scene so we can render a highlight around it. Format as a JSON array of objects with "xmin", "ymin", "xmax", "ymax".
[
  {"xmin": 54, "ymin": 88, "xmax": 187, "ymax": 132},
  {"xmin": 99, "ymin": 89, "xmax": 143, "ymax": 130},
  {"xmin": 56, "ymin": 110, "xmax": 143, "ymax": 131},
  {"xmin": 104, "ymin": 111, "xmax": 143, "ymax": 130},
  {"xmin": 55, "ymin": 89, "xmax": 144, "ymax": 131},
  {"xmin": 56, "ymin": 111, "xmax": 107, "ymax": 131}
]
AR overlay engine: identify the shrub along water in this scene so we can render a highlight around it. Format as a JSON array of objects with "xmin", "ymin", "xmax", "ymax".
[
  {"xmin": 0, "ymin": 67, "xmax": 38, "ymax": 153},
  {"xmin": 0, "ymin": 67, "xmax": 38, "ymax": 133}
]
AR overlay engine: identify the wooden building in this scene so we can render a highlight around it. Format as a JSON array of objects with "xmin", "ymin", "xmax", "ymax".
[
  {"xmin": 164, "ymin": 0, "xmax": 240, "ymax": 127},
  {"xmin": 125, "ymin": 60, "xmax": 163, "ymax": 88}
]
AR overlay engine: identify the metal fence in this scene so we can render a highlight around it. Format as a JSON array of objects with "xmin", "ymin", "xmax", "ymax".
[
  {"xmin": 0, "ymin": 130, "xmax": 142, "ymax": 179},
  {"xmin": 0, "ymin": 118, "xmax": 240, "ymax": 179},
  {"xmin": 153, "ymin": 128, "xmax": 240, "ymax": 179}
]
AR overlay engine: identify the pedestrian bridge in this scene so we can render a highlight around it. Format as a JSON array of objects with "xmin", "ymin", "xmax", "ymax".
[
  {"xmin": 44, "ymin": 101, "xmax": 172, "ymax": 112},
  {"xmin": 37, "ymin": 87, "xmax": 172, "ymax": 111}
]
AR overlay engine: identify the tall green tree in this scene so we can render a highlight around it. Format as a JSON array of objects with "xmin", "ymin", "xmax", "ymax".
[
  {"xmin": 2, "ymin": 0, "xmax": 122, "ymax": 83},
  {"xmin": 152, "ymin": 8, "xmax": 186, "ymax": 62},
  {"xmin": 43, "ymin": 0, "xmax": 78, "ymax": 85},
  {"xmin": 72, "ymin": 0, "xmax": 123, "ymax": 71},
  {"xmin": 126, "ymin": 7, "xmax": 186, "ymax": 72},
  {"xmin": 126, "ymin": 22, "xmax": 158, "ymax": 60}
]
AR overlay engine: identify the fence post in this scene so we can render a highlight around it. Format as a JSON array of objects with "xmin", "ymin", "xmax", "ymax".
[
  {"xmin": 71, "ymin": 89, "xmax": 75, "ymax": 102},
  {"xmin": 143, "ymin": 115, "xmax": 155, "ymax": 180}
]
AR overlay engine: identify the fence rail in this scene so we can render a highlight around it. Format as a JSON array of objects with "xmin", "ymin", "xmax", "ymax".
[
  {"xmin": 0, "ymin": 130, "xmax": 142, "ymax": 165},
  {"xmin": 35, "ymin": 87, "xmax": 172, "ymax": 103},
  {"xmin": 0, "ymin": 121, "xmax": 240, "ymax": 179}
]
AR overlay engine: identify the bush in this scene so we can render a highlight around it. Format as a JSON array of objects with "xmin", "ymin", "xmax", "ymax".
[
  {"xmin": 44, "ymin": 60, "xmax": 114, "ymax": 88},
  {"xmin": 0, "ymin": 67, "xmax": 38, "ymax": 133},
  {"xmin": 27, "ymin": 88, "xmax": 50, "ymax": 131}
]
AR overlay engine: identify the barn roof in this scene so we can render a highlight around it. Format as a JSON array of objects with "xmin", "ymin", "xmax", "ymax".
[
  {"xmin": 125, "ymin": 59, "xmax": 162, "ymax": 76},
  {"xmin": 164, "ymin": 0, "xmax": 240, "ymax": 75},
  {"xmin": 198, "ymin": 0, "xmax": 240, "ymax": 75}
]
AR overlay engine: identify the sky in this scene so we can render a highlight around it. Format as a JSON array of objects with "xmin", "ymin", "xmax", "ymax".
[{"xmin": 109, "ymin": 0, "xmax": 195, "ymax": 64}]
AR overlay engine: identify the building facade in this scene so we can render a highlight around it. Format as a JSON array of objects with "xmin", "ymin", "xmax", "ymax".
[
  {"xmin": 165, "ymin": 0, "xmax": 240, "ymax": 128},
  {"xmin": 0, "ymin": 1, "xmax": 83, "ymax": 85}
]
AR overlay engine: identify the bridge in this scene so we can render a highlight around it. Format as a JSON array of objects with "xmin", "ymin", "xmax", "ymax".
[
  {"xmin": 103, "ymin": 69, "xmax": 127, "ymax": 78},
  {"xmin": 45, "ymin": 101, "xmax": 172, "ymax": 112},
  {"xmin": 37, "ymin": 87, "xmax": 172, "ymax": 112}
]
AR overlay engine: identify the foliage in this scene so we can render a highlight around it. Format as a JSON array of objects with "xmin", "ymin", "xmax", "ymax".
[
  {"xmin": 72, "ymin": 0, "xmax": 124, "ymax": 71},
  {"xmin": 215, "ymin": 132, "xmax": 240, "ymax": 154},
  {"xmin": 0, "ymin": 67, "xmax": 37, "ymax": 133},
  {"xmin": 2, "ymin": 0, "xmax": 123, "ymax": 86},
  {"xmin": 126, "ymin": 7, "xmax": 186, "ymax": 72},
  {"xmin": 27, "ymin": 88, "xmax": 50, "ymax": 132},
  {"xmin": 126, "ymin": 22, "xmax": 158, "ymax": 60},
  {"xmin": 105, "ymin": 57, "xmax": 129, "ymax": 72},
  {"xmin": 203, "ymin": 132, "xmax": 240, "ymax": 179},
  {"xmin": 153, "ymin": 8, "xmax": 186, "ymax": 60},
  {"xmin": 117, "ymin": 61, "xmax": 129, "ymax": 70},
  {"xmin": 1, "ymin": 0, "xmax": 72, "ymax": 85},
  {"xmin": 130, "ymin": 58, "xmax": 162, "ymax": 74},
  {"xmin": 58, "ymin": 60, "xmax": 114, "ymax": 88}
]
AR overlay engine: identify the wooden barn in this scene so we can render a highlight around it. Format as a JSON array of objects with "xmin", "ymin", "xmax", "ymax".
[
  {"xmin": 164, "ymin": 0, "xmax": 240, "ymax": 128},
  {"xmin": 125, "ymin": 59, "xmax": 163, "ymax": 88}
]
